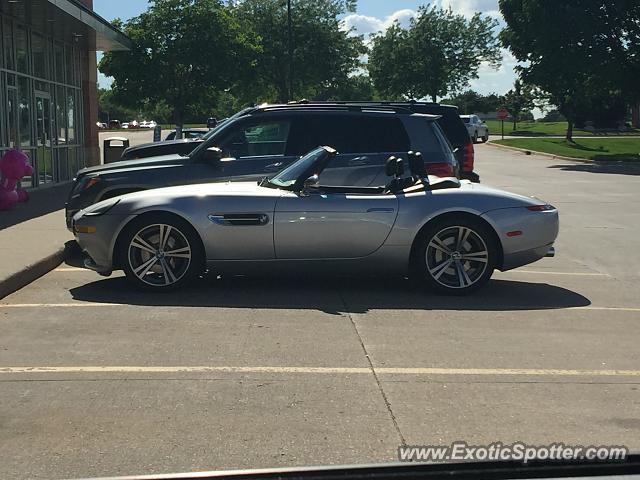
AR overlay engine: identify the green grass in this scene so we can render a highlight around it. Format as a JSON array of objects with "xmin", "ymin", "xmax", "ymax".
[
  {"xmin": 492, "ymin": 138, "xmax": 640, "ymax": 161},
  {"xmin": 485, "ymin": 120, "xmax": 640, "ymax": 137}
]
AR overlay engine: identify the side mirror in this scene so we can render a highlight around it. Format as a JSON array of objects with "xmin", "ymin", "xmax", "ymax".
[
  {"xmin": 203, "ymin": 146, "xmax": 222, "ymax": 163},
  {"xmin": 301, "ymin": 174, "xmax": 319, "ymax": 196}
]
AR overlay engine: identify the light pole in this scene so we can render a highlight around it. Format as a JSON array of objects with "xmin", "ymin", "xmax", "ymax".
[{"xmin": 287, "ymin": 0, "xmax": 293, "ymax": 102}]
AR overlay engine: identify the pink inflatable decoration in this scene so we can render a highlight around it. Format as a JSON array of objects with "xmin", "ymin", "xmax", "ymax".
[{"xmin": 0, "ymin": 150, "xmax": 34, "ymax": 211}]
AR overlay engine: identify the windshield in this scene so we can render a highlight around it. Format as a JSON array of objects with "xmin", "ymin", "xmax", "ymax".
[
  {"xmin": 267, "ymin": 147, "xmax": 328, "ymax": 188},
  {"xmin": 462, "ymin": 117, "xmax": 471, "ymax": 123}
]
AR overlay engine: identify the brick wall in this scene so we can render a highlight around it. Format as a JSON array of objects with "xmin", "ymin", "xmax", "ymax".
[{"xmin": 80, "ymin": 0, "xmax": 101, "ymax": 166}]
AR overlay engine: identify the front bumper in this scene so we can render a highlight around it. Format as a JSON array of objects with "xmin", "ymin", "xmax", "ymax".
[{"xmin": 72, "ymin": 211, "xmax": 136, "ymax": 276}]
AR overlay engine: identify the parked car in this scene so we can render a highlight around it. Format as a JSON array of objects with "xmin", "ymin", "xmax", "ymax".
[
  {"xmin": 72, "ymin": 147, "xmax": 558, "ymax": 294},
  {"xmin": 121, "ymin": 122, "xmax": 129, "ymax": 129},
  {"xmin": 461, "ymin": 115, "xmax": 490, "ymax": 143},
  {"xmin": 108, "ymin": 120, "xmax": 121, "ymax": 129},
  {"xmin": 96, "ymin": 122, "xmax": 107, "ymax": 129},
  {"xmin": 118, "ymin": 101, "xmax": 480, "ymax": 183},
  {"xmin": 66, "ymin": 103, "xmax": 459, "ymax": 228},
  {"xmin": 140, "ymin": 120, "xmax": 157, "ymax": 129},
  {"xmin": 165, "ymin": 129, "xmax": 209, "ymax": 141}
]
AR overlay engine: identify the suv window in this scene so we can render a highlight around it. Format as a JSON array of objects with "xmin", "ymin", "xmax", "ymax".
[
  {"xmin": 220, "ymin": 120, "xmax": 291, "ymax": 158},
  {"xmin": 286, "ymin": 114, "xmax": 410, "ymax": 155}
]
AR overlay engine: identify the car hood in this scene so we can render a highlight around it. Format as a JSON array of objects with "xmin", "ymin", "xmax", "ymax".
[
  {"xmin": 76, "ymin": 154, "xmax": 187, "ymax": 176},
  {"xmin": 125, "ymin": 138, "xmax": 202, "ymax": 153}
]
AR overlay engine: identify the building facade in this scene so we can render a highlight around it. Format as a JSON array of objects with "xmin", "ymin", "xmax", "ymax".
[{"xmin": 0, "ymin": 0, "xmax": 129, "ymax": 188}]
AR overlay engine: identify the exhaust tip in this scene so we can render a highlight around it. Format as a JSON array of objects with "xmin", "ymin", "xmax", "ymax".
[{"xmin": 545, "ymin": 246, "xmax": 556, "ymax": 258}]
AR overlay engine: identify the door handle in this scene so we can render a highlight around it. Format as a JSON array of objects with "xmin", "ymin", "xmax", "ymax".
[
  {"xmin": 264, "ymin": 162, "xmax": 284, "ymax": 172},
  {"xmin": 349, "ymin": 156, "xmax": 369, "ymax": 166}
]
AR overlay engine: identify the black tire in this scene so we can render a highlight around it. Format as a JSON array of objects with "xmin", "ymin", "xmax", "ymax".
[
  {"xmin": 412, "ymin": 216, "xmax": 497, "ymax": 295},
  {"xmin": 481, "ymin": 133, "xmax": 489, "ymax": 143},
  {"xmin": 119, "ymin": 213, "xmax": 204, "ymax": 292},
  {"xmin": 472, "ymin": 132, "xmax": 478, "ymax": 143}
]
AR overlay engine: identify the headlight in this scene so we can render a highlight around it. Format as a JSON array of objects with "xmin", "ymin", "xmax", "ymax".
[
  {"xmin": 72, "ymin": 176, "xmax": 101, "ymax": 196},
  {"xmin": 83, "ymin": 199, "xmax": 120, "ymax": 216}
]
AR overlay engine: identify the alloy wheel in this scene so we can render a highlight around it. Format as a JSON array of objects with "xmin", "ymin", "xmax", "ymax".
[
  {"xmin": 425, "ymin": 226, "xmax": 489, "ymax": 289},
  {"xmin": 127, "ymin": 223, "xmax": 192, "ymax": 287}
]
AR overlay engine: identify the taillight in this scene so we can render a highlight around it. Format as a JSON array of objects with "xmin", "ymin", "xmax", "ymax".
[
  {"xmin": 462, "ymin": 142, "xmax": 474, "ymax": 172},
  {"xmin": 526, "ymin": 204, "xmax": 556, "ymax": 211},
  {"xmin": 426, "ymin": 162, "xmax": 455, "ymax": 177}
]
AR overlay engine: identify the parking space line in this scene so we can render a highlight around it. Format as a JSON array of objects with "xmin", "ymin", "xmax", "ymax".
[
  {"xmin": 1, "ymin": 304, "xmax": 639, "ymax": 312},
  {"xmin": 1, "ymin": 366, "xmax": 640, "ymax": 377},
  {"xmin": 54, "ymin": 267, "xmax": 88, "ymax": 272},
  {"xmin": 0, "ymin": 303, "xmax": 114, "ymax": 308},
  {"xmin": 506, "ymin": 270, "xmax": 610, "ymax": 277}
]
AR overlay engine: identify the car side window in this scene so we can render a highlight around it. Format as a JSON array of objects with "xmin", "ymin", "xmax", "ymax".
[
  {"xmin": 286, "ymin": 114, "xmax": 410, "ymax": 155},
  {"xmin": 220, "ymin": 120, "xmax": 291, "ymax": 159}
]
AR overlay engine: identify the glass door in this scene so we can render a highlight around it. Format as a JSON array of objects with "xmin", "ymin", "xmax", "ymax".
[{"xmin": 35, "ymin": 93, "xmax": 54, "ymax": 185}]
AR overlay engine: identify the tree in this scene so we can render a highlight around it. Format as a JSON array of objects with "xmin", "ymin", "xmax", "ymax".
[
  {"xmin": 368, "ymin": 6, "xmax": 502, "ymax": 102},
  {"xmin": 500, "ymin": 0, "xmax": 640, "ymax": 141},
  {"xmin": 234, "ymin": 0, "xmax": 365, "ymax": 103},
  {"xmin": 99, "ymin": 0, "xmax": 260, "ymax": 127},
  {"xmin": 502, "ymin": 80, "xmax": 535, "ymax": 130},
  {"xmin": 442, "ymin": 90, "xmax": 504, "ymax": 114}
]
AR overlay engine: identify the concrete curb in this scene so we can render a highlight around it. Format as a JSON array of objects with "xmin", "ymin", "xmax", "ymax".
[
  {"xmin": 0, "ymin": 242, "xmax": 71, "ymax": 300},
  {"xmin": 485, "ymin": 141, "xmax": 594, "ymax": 163}
]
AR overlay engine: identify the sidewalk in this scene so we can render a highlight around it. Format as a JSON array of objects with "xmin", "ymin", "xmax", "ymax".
[{"xmin": 0, "ymin": 183, "xmax": 74, "ymax": 299}]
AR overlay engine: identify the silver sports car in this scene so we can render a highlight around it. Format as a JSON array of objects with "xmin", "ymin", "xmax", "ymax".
[{"xmin": 72, "ymin": 147, "xmax": 558, "ymax": 295}]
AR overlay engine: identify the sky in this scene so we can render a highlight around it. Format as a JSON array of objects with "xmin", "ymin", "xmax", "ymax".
[{"xmin": 94, "ymin": 0, "xmax": 517, "ymax": 98}]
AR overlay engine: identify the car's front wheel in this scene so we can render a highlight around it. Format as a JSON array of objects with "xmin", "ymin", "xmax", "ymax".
[
  {"xmin": 413, "ymin": 217, "xmax": 497, "ymax": 295},
  {"xmin": 482, "ymin": 132, "xmax": 489, "ymax": 143},
  {"xmin": 119, "ymin": 214, "xmax": 204, "ymax": 291}
]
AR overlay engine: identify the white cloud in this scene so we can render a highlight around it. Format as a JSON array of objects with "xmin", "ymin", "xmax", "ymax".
[
  {"xmin": 433, "ymin": 0, "xmax": 502, "ymax": 20},
  {"xmin": 342, "ymin": 9, "xmax": 416, "ymax": 36}
]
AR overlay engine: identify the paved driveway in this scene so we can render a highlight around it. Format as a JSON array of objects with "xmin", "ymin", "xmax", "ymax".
[{"xmin": 1, "ymin": 144, "xmax": 639, "ymax": 479}]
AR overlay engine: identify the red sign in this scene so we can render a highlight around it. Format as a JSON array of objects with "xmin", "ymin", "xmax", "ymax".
[{"xmin": 497, "ymin": 108, "xmax": 509, "ymax": 120}]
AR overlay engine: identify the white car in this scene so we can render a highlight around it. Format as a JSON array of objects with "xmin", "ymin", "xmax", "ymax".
[
  {"xmin": 121, "ymin": 122, "xmax": 129, "ymax": 129},
  {"xmin": 140, "ymin": 120, "xmax": 157, "ymax": 129},
  {"xmin": 461, "ymin": 115, "xmax": 489, "ymax": 143}
]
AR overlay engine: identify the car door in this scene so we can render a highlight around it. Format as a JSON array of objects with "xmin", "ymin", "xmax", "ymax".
[
  {"xmin": 273, "ymin": 190, "xmax": 398, "ymax": 259},
  {"xmin": 214, "ymin": 118, "xmax": 299, "ymax": 181}
]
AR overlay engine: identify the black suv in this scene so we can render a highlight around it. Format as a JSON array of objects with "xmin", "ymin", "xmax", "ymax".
[
  {"xmin": 120, "ymin": 101, "xmax": 477, "ymax": 183},
  {"xmin": 66, "ymin": 103, "xmax": 458, "ymax": 228}
]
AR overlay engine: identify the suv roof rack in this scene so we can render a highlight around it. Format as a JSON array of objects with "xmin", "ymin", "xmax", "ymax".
[
  {"xmin": 287, "ymin": 100, "xmax": 460, "ymax": 110},
  {"xmin": 253, "ymin": 103, "xmax": 414, "ymax": 114}
]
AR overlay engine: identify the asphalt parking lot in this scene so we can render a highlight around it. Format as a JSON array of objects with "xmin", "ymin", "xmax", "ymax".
[{"xmin": 1, "ymin": 144, "xmax": 640, "ymax": 479}]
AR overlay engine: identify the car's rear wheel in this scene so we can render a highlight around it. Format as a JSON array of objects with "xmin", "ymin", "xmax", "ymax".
[
  {"xmin": 414, "ymin": 217, "xmax": 497, "ymax": 295},
  {"xmin": 120, "ymin": 214, "xmax": 204, "ymax": 291},
  {"xmin": 482, "ymin": 133, "xmax": 489, "ymax": 143}
]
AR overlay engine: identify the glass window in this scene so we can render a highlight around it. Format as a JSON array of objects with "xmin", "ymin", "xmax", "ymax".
[
  {"xmin": 67, "ymin": 147, "xmax": 76, "ymax": 179},
  {"xmin": 65, "ymin": 46, "xmax": 74, "ymax": 85},
  {"xmin": 67, "ymin": 88, "xmax": 76, "ymax": 144},
  {"xmin": 54, "ymin": 43, "xmax": 64, "ymax": 83},
  {"xmin": 220, "ymin": 121, "xmax": 291, "ymax": 158},
  {"xmin": 6, "ymin": 86, "xmax": 18, "ymax": 149},
  {"xmin": 56, "ymin": 148, "xmax": 68, "ymax": 181},
  {"xmin": 56, "ymin": 86, "xmax": 66, "ymax": 145},
  {"xmin": 32, "ymin": 33, "xmax": 47, "ymax": 79},
  {"xmin": 287, "ymin": 115, "xmax": 410, "ymax": 155},
  {"xmin": 15, "ymin": 25, "xmax": 28, "ymax": 74},
  {"xmin": 17, "ymin": 76, "xmax": 31, "ymax": 148},
  {"xmin": 3, "ymin": 19, "xmax": 13, "ymax": 71}
]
